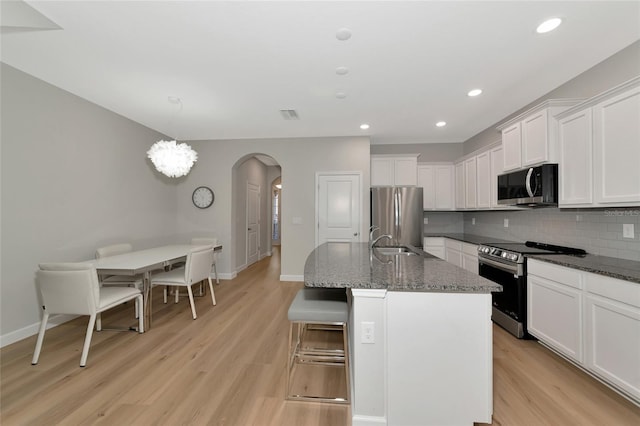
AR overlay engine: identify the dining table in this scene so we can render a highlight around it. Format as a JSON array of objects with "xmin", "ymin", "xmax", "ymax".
[{"xmin": 87, "ymin": 243, "xmax": 223, "ymax": 330}]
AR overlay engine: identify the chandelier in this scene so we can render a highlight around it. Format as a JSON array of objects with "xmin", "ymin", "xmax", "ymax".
[{"xmin": 147, "ymin": 139, "xmax": 198, "ymax": 178}]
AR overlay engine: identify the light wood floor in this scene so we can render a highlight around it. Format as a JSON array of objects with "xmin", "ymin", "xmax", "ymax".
[{"xmin": 1, "ymin": 247, "xmax": 639, "ymax": 425}]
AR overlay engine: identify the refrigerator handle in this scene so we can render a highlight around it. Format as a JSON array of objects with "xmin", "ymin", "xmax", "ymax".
[{"xmin": 395, "ymin": 188, "xmax": 401, "ymax": 243}]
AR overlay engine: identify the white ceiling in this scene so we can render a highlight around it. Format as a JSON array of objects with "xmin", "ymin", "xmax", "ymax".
[{"xmin": 1, "ymin": 1, "xmax": 639, "ymax": 145}]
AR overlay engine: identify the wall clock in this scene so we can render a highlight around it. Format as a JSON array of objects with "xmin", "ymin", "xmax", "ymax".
[{"xmin": 192, "ymin": 186, "xmax": 214, "ymax": 209}]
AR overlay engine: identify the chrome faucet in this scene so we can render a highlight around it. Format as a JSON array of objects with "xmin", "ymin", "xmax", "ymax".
[
  {"xmin": 370, "ymin": 233, "xmax": 393, "ymax": 249},
  {"xmin": 369, "ymin": 226, "xmax": 380, "ymax": 241}
]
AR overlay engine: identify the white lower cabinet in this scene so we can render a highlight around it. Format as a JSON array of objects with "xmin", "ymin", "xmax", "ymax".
[
  {"xmin": 584, "ymin": 273, "xmax": 640, "ymax": 401},
  {"xmin": 528, "ymin": 259, "xmax": 640, "ymax": 403},
  {"xmin": 423, "ymin": 237, "xmax": 445, "ymax": 259},
  {"xmin": 528, "ymin": 261, "xmax": 583, "ymax": 363},
  {"xmin": 445, "ymin": 239, "xmax": 463, "ymax": 268},
  {"xmin": 462, "ymin": 243, "xmax": 479, "ymax": 274},
  {"xmin": 443, "ymin": 238, "xmax": 478, "ymax": 273}
]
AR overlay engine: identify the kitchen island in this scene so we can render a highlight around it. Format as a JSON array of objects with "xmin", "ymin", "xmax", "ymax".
[{"xmin": 305, "ymin": 242, "xmax": 502, "ymax": 426}]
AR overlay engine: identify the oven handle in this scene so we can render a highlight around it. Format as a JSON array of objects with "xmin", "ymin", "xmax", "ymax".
[{"xmin": 479, "ymin": 256, "xmax": 520, "ymax": 275}]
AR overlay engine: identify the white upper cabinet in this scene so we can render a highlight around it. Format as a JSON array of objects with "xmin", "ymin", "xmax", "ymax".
[
  {"xmin": 557, "ymin": 76, "xmax": 640, "ymax": 208},
  {"xmin": 593, "ymin": 81, "xmax": 640, "ymax": 205},
  {"xmin": 501, "ymin": 122, "xmax": 522, "ymax": 172},
  {"xmin": 371, "ymin": 154, "xmax": 419, "ymax": 186},
  {"xmin": 417, "ymin": 164, "xmax": 454, "ymax": 211},
  {"xmin": 464, "ymin": 157, "xmax": 477, "ymax": 209},
  {"xmin": 498, "ymin": 99, "xmax": 582, "ymax": 172},
  {"xmin": 476, "ymin": 151, "xmax": 491, "ymax": 209},
  {"xmin": 558, "ymin": 108, "xmax": 593, "ymax": 206},
  {"xmin": 489, "ymin": 146, "xmax": 504, "ymax": 208},
  {"xmin": 454, "ymin": 161, "xmax": 465, "ymax": 209}
]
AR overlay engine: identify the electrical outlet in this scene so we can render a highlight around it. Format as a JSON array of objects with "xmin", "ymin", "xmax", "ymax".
[
  {"xmin": 504, "ymin": 218, "xmax": 509, "ymax": 228},
  {"xmin": 576, "ymin": 215, "xmax": 583, "ymax": 222},
  {"xmin": 623, "ymin": 224, "xmax": 635, "ymax": 239},
  {"xmin": 361, "ymin": 321, "xmax": 375, "ymax": 344},
  {"xmin": 424, "ymin": 217, "xmax": 429, "ymax": 224},
  {"xmin": 472, "ymin": 218, "xmax": 476, "ymax": 225}
]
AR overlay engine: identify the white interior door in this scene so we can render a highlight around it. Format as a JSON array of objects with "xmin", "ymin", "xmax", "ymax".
[
  {"xmin": 247, "ymin": 182, "xmax": 260, "ymax": 266},
  {"xmin": 317, "ymin": 173, "xmax": 361, "ymax": 245}
]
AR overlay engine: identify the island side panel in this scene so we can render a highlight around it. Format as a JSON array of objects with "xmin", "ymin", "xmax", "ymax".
[
  {"xmin": 386, "ymin": 292, "xmax": 493, "ymax": 426},
  {"xmin": 351, "ymin": 288, "xmax": 388, "ymax": 426}
]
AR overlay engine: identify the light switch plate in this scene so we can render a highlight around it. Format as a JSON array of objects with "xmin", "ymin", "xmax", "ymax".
[
  {"xmin": 424, "ymin": 217, "xmax": 428, "ymax": 224},
  {"xmin": 504, "ymin": 218, "xmax": 509, "ymax": 228},
  {"xmin": 623, "ymin": 224, "xmax": 635, "ymax": 239},
  {"xmin": 472, "ymin": 218, "xmax": 476, "ymax": 225}
]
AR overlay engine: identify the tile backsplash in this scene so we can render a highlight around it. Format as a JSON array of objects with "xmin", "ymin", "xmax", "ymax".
[{"xmin": 463, "ymin": 207, "xmax": 640, "ymax": 261}]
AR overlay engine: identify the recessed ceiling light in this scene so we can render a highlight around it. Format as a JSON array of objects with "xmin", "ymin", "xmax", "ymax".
[
  {"xmin": 336, "ymin": 66, "xmax": 349, "ymax": 76},
  {"xmin": 360, "ymin": 124, "xmax": 370, "ymax": 130},
  {"xmin": 336, "ymin": 28, "xmax": 352, "ymax": 41},
  {"xmin": 436, "ymin": 121, "xmax": 447, "ymax": 127},
  {"xmin": 335, "ymin": 91, "xmax": 347, "ymax": 99},
  {"xmin": 467, "ymin": 89, "xmax": 483, "ymax": 97},
  {"xmin": 536, "ymin": 17, "xmax": 562, "ymax": 34}
]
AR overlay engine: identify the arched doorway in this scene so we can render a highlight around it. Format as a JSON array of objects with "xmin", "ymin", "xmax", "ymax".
[{"xmin": 230, "ymin": 153, "xmax": 281, "ymax": 273}]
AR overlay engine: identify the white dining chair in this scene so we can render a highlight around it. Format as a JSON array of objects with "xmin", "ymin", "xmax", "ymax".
[
  {"xmin": 151, "ymin": 246, "xmax": 216, "ymax": 319},
  {"xmin": 95, "ymin": 243, "xmax": 143, "ymax": 317},
  {"xmin": 32, "ymin": 262, "xmax": 144, "ymax": 367},
  {"xmin": 191, "ymin": 237, "xmax": 219, "ymax": 284}
]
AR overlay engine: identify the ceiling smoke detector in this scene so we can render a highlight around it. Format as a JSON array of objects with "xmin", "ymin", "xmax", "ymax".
[{"xmin": 280, "ymin": 109, "xmax": 299, "ymax": 120}]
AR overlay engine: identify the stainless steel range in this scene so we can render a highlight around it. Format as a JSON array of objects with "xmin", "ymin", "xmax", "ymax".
[{"xmin": 477, "ymin": 241, "xmax": 586, "ymax": 338}]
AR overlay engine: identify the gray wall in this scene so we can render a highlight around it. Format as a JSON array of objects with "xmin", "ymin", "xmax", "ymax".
[
  {"xmin": 1, "ymin": 63, "xmax": 176, "ymax": 344},
  {"xmin": 173, "ymin": 136, "xmax": 371, "ymax": 280},
  {"xmin": 371, "ymin": 142, "xmax": 463, "ymax": 162},
  {"xmin": 463, "ymin": 208, "xmax": 640, "ymax": 261},
  {"xmin": 464, "ymin": 40, "xmax": 640, "ymax": 154}
]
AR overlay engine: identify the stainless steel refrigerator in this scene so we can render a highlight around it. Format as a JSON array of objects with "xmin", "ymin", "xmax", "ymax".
[{"xmin": 371, "ymin": 186, "xmax": 423, "ymax": 248}]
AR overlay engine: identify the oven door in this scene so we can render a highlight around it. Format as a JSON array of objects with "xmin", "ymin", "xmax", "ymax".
[{"xmin": 478, "ymin": 256, "xmax": 528, "ymax": 338}]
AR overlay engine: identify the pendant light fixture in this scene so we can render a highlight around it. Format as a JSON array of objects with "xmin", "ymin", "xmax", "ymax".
[{"xmin": 147, "ymin": 97, "xmax": 198, "ymax": 178}]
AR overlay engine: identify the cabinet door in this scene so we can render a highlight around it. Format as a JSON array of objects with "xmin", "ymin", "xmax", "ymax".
[
  {"xmin": 559, "ymin": 109, "xmax": 593, "ymax": 206},
  {"xmin": 394, "ymin": 157, "xmax": 418, "ymax": 186},
  {"xmin": 455, "ymin": 162, "xmax": 465, "ymax": 209},
  {"xmin": 417, "ymin": 165, "xmax": 435, "ymax": 210},
  {"xmin": 464, "ymin": 157, "xmax": 477, "ymax": 209},
  {"xmin": 434, "ymin": 165, "xmax": 454, "ymax": 210},
  {"xmin": 490, "ymin": 146, "xmax": 503, "ymax": 208},
  {"xmin": 522, "ymin": 110, "xmax": 549, "ymax": 167},
  {"xmin": 593, "ymin": 85, "xmax": 640, "ymax": 204},
  {"xmin": 371, "ymin": 157, "xmax": 394, "ymax": 186},
  {"xmin": 585, "ymin": 294, "xmax": 640, "ymax": 400},
  {"xmin": 445, "ymin": 248, "xmax": 462, "ymax": 267},
  {"xmin": 502, "ymin": 123, "xmax": 522, "ymax": 172},
  {"xmin": 476, "ymin": 152, "xmax": 491, "ymax": 209},
  {"xmin": 527, "ymin": 274, "xmax": 583, "ymax": 363}
]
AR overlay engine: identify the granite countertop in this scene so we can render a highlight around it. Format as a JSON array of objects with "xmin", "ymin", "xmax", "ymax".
[
  {"xmin": 527, "ymin": 254, "xmax": 640, "ymax": 284},
  {"xmin": 304, "ymin": 242, "xmax": 502, "ymax": 293},
  {"xmin": 427, "ymin": 233, "xmax": 640, "ymax": 284}
]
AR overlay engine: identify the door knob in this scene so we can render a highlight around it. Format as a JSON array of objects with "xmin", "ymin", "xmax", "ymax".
[{"xmin": 353, "ymin": 232, "xmax": 358, "ymax": 236}]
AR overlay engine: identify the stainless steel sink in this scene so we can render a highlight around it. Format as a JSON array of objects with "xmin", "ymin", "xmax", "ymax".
[{"xmin": 374, "ymin": 246, "xmax": 419, "ymax": 256}]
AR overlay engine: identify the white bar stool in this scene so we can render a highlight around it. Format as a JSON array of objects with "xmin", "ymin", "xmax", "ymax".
[{"xmin": 286, "ymin": 288, "xmax": 350, "ymax": 404}]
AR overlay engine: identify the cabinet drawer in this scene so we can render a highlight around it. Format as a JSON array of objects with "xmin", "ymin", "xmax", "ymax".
[
  {"xmin": 444, "ymin": 238, "xmax": 462, "ymax": 251},
  {"xmin": 462, "ymin": 243, "xmax": 478, "ymax": 256},
  {"xmin": 585, "ymin": 272, "xmax": 640, "ymax": 309},
  {"xmin": 528, "ymin": 259, "xmax": 582, "ymax": 289},
  {"xmin": 424, "ymin": 237, "xmax": 445, "ymax": 247}
]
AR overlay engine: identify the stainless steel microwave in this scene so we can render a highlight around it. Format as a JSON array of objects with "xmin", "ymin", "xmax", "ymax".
[{"xmin": 497, "ymin": 164, "xmax": 558, "ymax": 207}]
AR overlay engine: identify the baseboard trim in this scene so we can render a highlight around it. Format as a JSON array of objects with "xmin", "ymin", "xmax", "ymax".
[
  {"xmin": 279, "ymin": 274, "xmax": 304, "ymax": 282},
  {"xmin": 0, "ymin": 314, "xmax": 78, "ymax": 348},
  {"xmin": 352, "ymin": 414, "xmax": 387, "ymax": 426}
]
